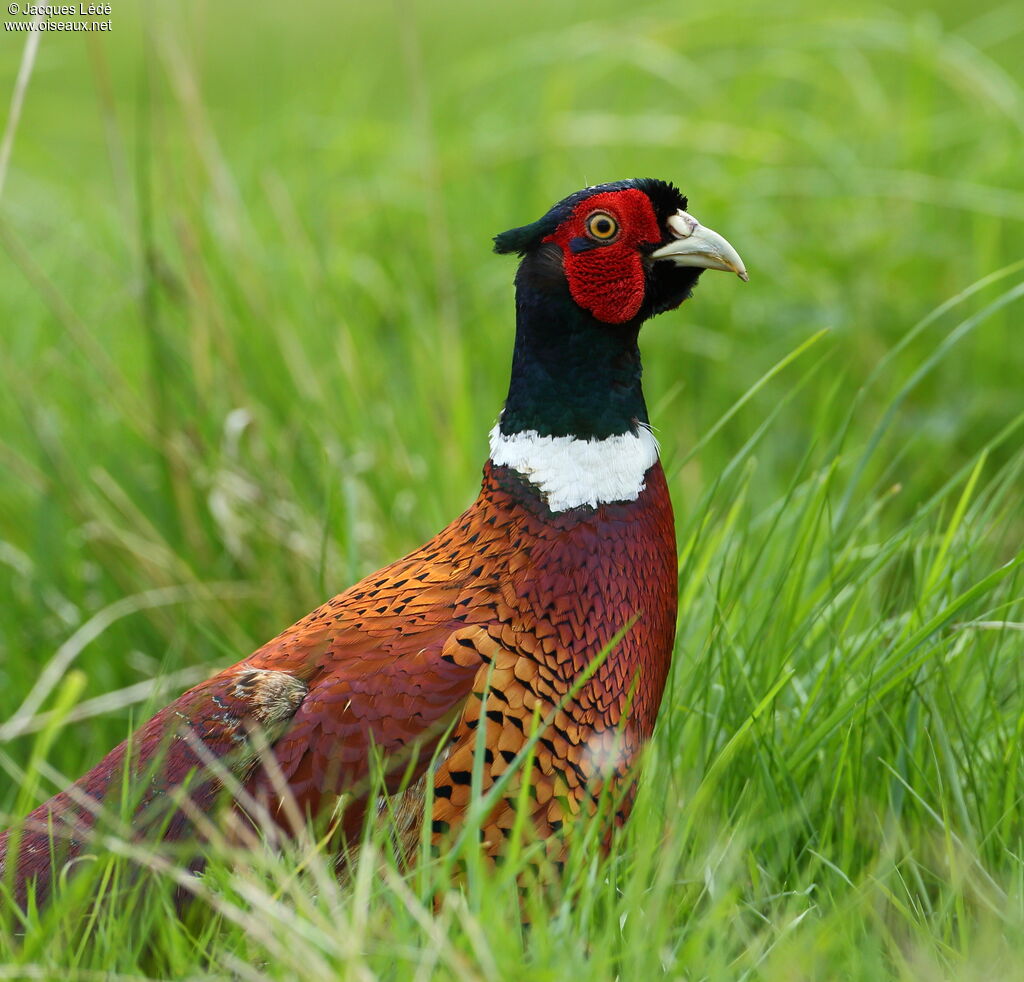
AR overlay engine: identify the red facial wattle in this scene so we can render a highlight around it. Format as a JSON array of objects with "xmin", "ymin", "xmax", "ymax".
[{"xmin": 543, "ymin": 188, "xmax": 663, "ymax": 324}]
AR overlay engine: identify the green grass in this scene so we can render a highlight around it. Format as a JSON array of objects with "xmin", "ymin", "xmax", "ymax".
[{"xmin": 2, "ymin": 0, "xmax": 1024, "ymax": 977}]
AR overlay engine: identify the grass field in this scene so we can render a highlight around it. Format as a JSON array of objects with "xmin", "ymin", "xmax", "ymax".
[{"xmin": 1, "ymin": 0, "xmax": 1023, "ymax": 977}]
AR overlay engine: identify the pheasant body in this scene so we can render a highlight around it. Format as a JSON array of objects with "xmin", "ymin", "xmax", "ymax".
[{"xmin": 0, "ymin": 178, "xmax": 746, "ymax": 905}]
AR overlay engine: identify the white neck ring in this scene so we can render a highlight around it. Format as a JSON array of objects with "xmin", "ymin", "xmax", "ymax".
[{"xmin": 488, "ymin": 423, "xmax": 659, "ymax": 512}]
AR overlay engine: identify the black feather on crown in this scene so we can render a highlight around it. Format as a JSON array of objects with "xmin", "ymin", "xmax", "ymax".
[{"xmin": 493, "ymin": 178, "xmax": 688, "ymax": 256}]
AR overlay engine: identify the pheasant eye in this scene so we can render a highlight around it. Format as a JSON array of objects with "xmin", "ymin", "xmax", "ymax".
[{"xmin": 585, "ymin": 211, "xmax": 619, "ymax": 241}]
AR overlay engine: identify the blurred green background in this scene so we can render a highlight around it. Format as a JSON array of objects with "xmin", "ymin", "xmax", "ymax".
[{"xmin": 0, "ymin": 0, "xmax": 1022, "ymax": 974}]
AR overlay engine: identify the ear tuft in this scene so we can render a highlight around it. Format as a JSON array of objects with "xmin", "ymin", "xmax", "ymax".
[{"xmin": 493, "ymin": 217, "xmax": 552, "ymax": 256}]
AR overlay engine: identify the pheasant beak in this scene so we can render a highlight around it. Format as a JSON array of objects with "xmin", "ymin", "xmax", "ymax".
[{"xmin": 649, "ymin": 210, "xmax": 748, "ymax": 281}]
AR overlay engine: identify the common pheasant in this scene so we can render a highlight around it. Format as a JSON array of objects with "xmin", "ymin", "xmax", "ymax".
[{"xmin": 0, "ymin": 178, "xmax": 746, "ymax": 906}]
